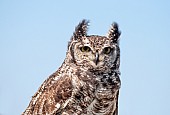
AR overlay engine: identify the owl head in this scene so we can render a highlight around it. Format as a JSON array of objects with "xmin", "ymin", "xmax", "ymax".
[{"xmin": 66, "ymin": 20, "xmax": 121, "ymax": 72}]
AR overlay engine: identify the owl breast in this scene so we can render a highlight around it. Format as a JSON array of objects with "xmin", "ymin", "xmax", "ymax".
[
  {"xmin": 87, "ymin": 73, "xmax": 120, "ymax": 115},
  {"xmin": 69, "ymin": 67, "xmax": 121, "ymax": 115}
]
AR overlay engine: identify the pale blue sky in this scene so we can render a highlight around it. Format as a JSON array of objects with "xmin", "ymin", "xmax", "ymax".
[{"xmin": 0, "ymin": 0, "xmax": 170, "ymax": 115}]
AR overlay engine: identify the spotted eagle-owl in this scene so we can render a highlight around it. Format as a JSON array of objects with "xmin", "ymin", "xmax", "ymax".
[{"xmin": 23, "ymin": 19, "xmax": 121, "ymax": 115}]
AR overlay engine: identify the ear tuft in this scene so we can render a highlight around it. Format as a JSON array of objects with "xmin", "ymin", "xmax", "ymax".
[
  {"xmin": 73, "ymin": 19, "xmax": 89, "ymax": 40},
  {"xmin": 68, "ymin": 19, "xmax": 89, "ymax": 51},
  {"xmin": 107, "ymin": 22, "xmax": 121, "ymax": 43}
]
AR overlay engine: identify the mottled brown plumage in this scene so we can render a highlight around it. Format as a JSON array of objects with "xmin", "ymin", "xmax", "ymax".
[{"xmin": 23, "ymin": 19, "xmax": 121, "ymax": 115}]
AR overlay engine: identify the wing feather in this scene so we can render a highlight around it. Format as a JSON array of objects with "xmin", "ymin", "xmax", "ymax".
[{"xmin": 22, "ymin": 71, "xmax": 73, "ymax": 115}]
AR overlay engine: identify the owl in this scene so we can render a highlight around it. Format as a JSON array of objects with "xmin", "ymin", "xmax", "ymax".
[{"xmin": 22, "ymin": 19, "xmax": 121, "ymax": 115}]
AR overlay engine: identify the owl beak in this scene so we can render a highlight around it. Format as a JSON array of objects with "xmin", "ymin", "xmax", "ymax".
[{"xmin": 95, "ymin": 52, "xmax": 99, "ymax": 65}]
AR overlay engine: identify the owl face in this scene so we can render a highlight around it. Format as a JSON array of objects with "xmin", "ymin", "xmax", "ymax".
[
  {"xmin": 67, "ymin": 20, "xmax": 121, "ymax": 71},
  {"xmin": 73, "ymin": 36, "xmax": 118, "ymax": 70}
]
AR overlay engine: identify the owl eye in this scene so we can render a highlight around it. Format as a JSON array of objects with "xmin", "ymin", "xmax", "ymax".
[
  {"xmin": 80, "ymin": 46, "xmax": 91, "ymax": 52},
  {"xmin": 103, "ymin": 47, "xmax": 112, "ymax": 54}
]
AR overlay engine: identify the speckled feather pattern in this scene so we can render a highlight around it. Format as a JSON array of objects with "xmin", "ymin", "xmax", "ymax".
[{"xmin": 23, "ymin": 19, "xmax": 121, "ymax": 115}]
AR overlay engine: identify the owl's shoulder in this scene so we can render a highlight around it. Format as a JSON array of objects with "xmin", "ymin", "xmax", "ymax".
[{"xmin": 23, "ymin": 65, "xmax": 75, "ymax": 114}]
